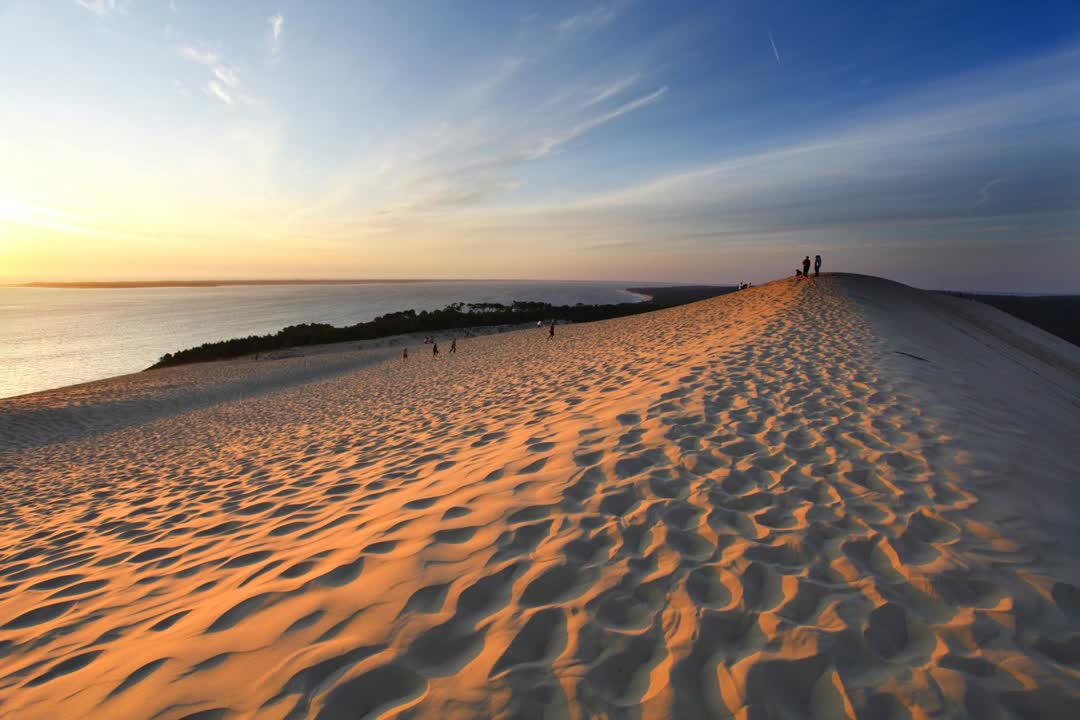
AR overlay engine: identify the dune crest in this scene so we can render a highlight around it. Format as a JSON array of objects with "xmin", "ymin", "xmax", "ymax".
[{"xmin": 1, "ymin": 274, "xmax": 1078, "ymax": 719}]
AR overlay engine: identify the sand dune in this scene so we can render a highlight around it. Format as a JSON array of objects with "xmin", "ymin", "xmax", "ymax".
[{"xmin": 1, "ymin": 274, "xmax": 1078, "ymax": 719}]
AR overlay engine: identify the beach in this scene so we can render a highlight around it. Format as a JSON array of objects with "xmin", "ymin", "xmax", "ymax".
[
  {"xmin": 0, "ymin": 280, "xmax": 646, "ymax": 399},
  {"xmin": 1, "ymin": 273, "xmax": 1078, "ymax": 718}
]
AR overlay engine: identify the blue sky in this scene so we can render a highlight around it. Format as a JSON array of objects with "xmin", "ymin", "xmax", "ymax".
[{"xmin": 1, "ymin": 0, "xmax": 1078, "ymax": 290}]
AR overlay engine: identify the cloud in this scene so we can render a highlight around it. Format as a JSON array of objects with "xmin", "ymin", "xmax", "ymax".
[
  {"xmin": 75, "ymin": 0, "xmax": 120, "ymax": 15},
  {"xmin": 576, "ymin": 46, "xmax": 1080, "ymax": 224},
  {"xmin": 528, "ymin": 86, "xmax": 667, "ymax": 159},
  {"xmin": 179, "ymin": 45, "xmax": 220, "ymax": 65},
  {"xmin": 584, "ymin": 74, "xmax": 640, "ymax": 107},
  {"xmin": 0, "ymin": 193, "xmax": 139, "ymax": 240},
  {"xmin": 974, "ymin": 178, "xmax": 1006, "ymax": 208},
  {"xmin": 269, "ymin": 13, "xmax": 284, "ymax": 55},
  {"xmin": 205, "ymin": 81, "xmax": 234, "ymax": 105},
  {"xmin": 559, "ymin": 4, "xmax": 618, "ymax": 33},
  {"xmin": 212, "ymin": 65, "xmax": 240, "ymax": 88},
  {"xmin": 178, "ymin": 45, "xmax": 256, "ymax": 107}
]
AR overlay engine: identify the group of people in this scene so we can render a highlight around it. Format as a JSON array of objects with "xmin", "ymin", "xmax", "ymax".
[
  {"xmin": 796, "ymin": 254, "xmax": 822, "ymax": 279},
  {"xmin": 402, "ymin": 337, "xmax": 457, "ymax": 360},
  {"xmin": 737, "ymin": 281, "xmax": 754, "ymax": 290},
  {"xmin": 402, "ymin": 320, "xmax": 555, "ymax": 361}
]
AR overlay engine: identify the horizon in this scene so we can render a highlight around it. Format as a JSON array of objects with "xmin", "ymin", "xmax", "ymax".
[
  {"xmin": 4, "ymin": 273, "xmax": 1079, "ymax": 296},
  {"xmin": 2, "ymin": 2, "xmax": 1079, "ymax": 292}
]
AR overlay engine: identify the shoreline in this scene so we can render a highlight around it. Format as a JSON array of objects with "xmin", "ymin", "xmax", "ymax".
[
  {"xmin": 10, "ymin": 278, "xmax": 684, "ymax": 290},
  {"xmin": 2, "ymin": 274, "xmax": 1078, "ymax": 717},
  {"xmin": 0, "ymin": 283, "xmax": 696, "ymax": 401},
  {"xmin": 0, "ymin": 320, "xmax": 543, "ymax": 451},
  {"xmin": 145, "ymin": 286, "xmax": 733, "ymax": 371}
]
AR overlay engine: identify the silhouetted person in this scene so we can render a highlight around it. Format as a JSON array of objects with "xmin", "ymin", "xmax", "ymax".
[
  {"xmin": 402, "ymin": 348, "xmax": 408, "ymax": 361},
  {"xmin": 450, "ymin": 338, "xmax": 457, "ymax": 354},
  {"xmin": 548, "ymin": 322, "xmax": 555, "ymax": 340},
  {"xmin": 814, "ymin": 255, "xmax": 822, "ymax": 276},
  {"xmin": 803, "ymin": 255, "xmax": 811, "ymax": 278},
  {"xmin": 432, "ymin": 342, "xmax": 439, "ymax": 357}
]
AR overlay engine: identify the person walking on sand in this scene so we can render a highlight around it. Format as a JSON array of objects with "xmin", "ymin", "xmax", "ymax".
[
  {"xmin": 402, "ymin": 348, "xmax": 408, "ymax": 361},
  {"xmin": 548, "ymin": 321, "xmax": 556, "ymax": 341},
  {"xmin": 803, "ymin": 255, "xmax": 811, "ymax": 278},
  {"xmin": 450, "ymin": 338, "xmax": 457, "ymax": 354},
  {"xmin": 814, "ymin": 254, "xmax": 822, "ymax": 276},
  {"xmin": 432, "ymin": 342, "xmax": 439, "ymax": 357}
]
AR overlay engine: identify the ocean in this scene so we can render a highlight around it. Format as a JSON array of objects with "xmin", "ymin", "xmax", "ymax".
[{"xmin": 0, "ymin": 281, "xmax": 645, "ymax": 399}]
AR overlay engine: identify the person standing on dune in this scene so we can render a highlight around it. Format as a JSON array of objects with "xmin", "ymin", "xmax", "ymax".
[
  {"xmin": 432, "ymin": 342, "xmax": 439, "ymax": 358},
  {"xmin": 815, "ymin": 254, "xmax": 822, "ymax": 276},
  {"xmin": 402, "ymin": 348, "xmax": 408, "ymax": 361},
  {"xmin": 450, "ymin": 338, "xmax": 457, "ymax": 354},
  {"xmin": 548, "ymin": 322, "xmax": 555, "ymax": 340},
  {"xmin": 803, "ymin": 255, "xmax": 811, "ymax": 278}
]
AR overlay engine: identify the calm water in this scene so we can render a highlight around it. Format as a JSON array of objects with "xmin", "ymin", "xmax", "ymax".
[{"xmin": 0, "ymin": 281, "xmax": 644, "ymax": 399}]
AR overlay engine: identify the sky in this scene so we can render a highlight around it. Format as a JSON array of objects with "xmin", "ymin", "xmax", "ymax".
[{"xmin": 1, "ymin": 1, "xmax": 1078, "ymax": 291}]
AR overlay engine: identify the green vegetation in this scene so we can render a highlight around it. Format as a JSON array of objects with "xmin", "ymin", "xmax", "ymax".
[{"xmin": 149, "ymin": 286, "xmax": 733, "ymax": 370}]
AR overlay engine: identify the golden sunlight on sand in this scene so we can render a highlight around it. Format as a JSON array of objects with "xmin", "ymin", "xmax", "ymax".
[{"xmin": 1, "ymin": 274, "xmax": 1078, "ymax": 719}]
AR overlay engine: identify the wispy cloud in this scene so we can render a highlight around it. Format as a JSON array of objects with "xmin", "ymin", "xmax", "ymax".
[
  {"xmin": 205, "ymin": 81, "xmax": 234, "ymax": 105},
  {"xmin": 269, "ymin": 13, "xmax": 284, "ymax": 55},
  {"xmin": 0, "ymin": 193, "xmax": 139, "ymax": 240},
  {"xmin": 768, "ymin": 30, "xmax": 781, "ymax": 65},
  {"xmin": 179, "ymin": 45, "xmax": 220, "ymax": 66},
  {"xmin": 561, "ymin": 48, "xmax": 1080, "ymax": 256},
  {"xmin": 300, "ymin": 80, "xmax": 669, "ymax": 225},
  {"xmin": 178, "ymin": 44, "xmax": 256, "ymax": 107},
  {"xmin": 974, "ymin": 178, "xmax": 1005, "ymax": 208},
  {"xmin": 212, "ymin": 65, "xmax": 240, "ymax": 88},
  {"xmin": 528, "ymin": 86, "xmax": 667, "ymax": 159},
  {"xmin": 559, "ymin": 4, "xmax": 618, "ymax": 34},
  {"xmin": 584, "ymin": 74, "xmax": 640, "ymax": 107},
  {"xmin": 75, "ymin": 0, "xmax": 121, "ymax": 16}
]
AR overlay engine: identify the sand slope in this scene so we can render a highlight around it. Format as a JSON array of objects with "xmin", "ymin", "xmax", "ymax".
[{"xmin": 1, "ymin": 274, "xmax": 1078, "ymax": 719}]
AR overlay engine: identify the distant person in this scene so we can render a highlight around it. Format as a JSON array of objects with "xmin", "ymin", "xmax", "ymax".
[
  {"xmin": 548, "ymin": 322, "xmax": 555, "ymax": 340},
  {"xmin": 814, "ymin": 255, "xmax": 822, "ymax": 276},
  {"xmin": 432, "ymin": 342, "xmax": 439, "ymax": 357},
  {"xmin": 450, "ymin": 338, "xmax": 457, "ymax": 354},
  {"xmin": 402, "ymin": 348, "xmax": 408, "ymax": 361},
  {"xmin": 803, "ymin": 255, "xmax": 811, "ymax": 278}
]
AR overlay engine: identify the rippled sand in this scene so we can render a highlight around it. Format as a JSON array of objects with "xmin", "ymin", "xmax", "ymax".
[{"xmin": 1, "ymin": 274, "xmax": 1078, "ymax": 719}]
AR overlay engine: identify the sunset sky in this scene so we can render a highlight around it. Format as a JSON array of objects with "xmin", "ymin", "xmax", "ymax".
[{"xmin": 1, "ymin": 1, "xmax": 1078, "ymax": 290}]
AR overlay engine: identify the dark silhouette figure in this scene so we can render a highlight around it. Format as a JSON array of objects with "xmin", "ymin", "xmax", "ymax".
[
  {"xmin": 402, "ymin": 348, "xmax": 408, "ymax": 361},
  {"xmin": 432, "ymin": 343, "xmax": 439, "ymax": 357},
  {"xmin": 548, "ymin": 322, "xmax": 555, "ymax": 340},
  {"xmin": 803, "ymin": 255, "xmax": 811, "ymax": 278},
  {"xmin": 450, "ymin": 338, "xmax": 457, "ymax": 354},
  {"xmin": 814, "ymin": 255, "xmax": 822, "ymax": 276}
]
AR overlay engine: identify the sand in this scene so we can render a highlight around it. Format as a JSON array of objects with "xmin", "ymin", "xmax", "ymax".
[{"xmin": 0, "ymin": 273, "xmax": 1078, "ymax": 719}]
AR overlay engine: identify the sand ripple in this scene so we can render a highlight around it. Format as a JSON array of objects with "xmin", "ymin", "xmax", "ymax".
[{"xmin": 1, "ymin": 274, "xmax": 1079, "ymax": 718}]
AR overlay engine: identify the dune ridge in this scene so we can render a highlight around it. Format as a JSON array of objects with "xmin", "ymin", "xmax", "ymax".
[{"xmin": 1, "ymin": 274, "xmax": 1078, "ymax": 719}]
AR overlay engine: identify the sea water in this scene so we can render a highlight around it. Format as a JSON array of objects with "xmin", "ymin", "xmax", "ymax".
[{"xmin": 0, "ymin": 281, "xmax": 644, "ymax": 399}]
